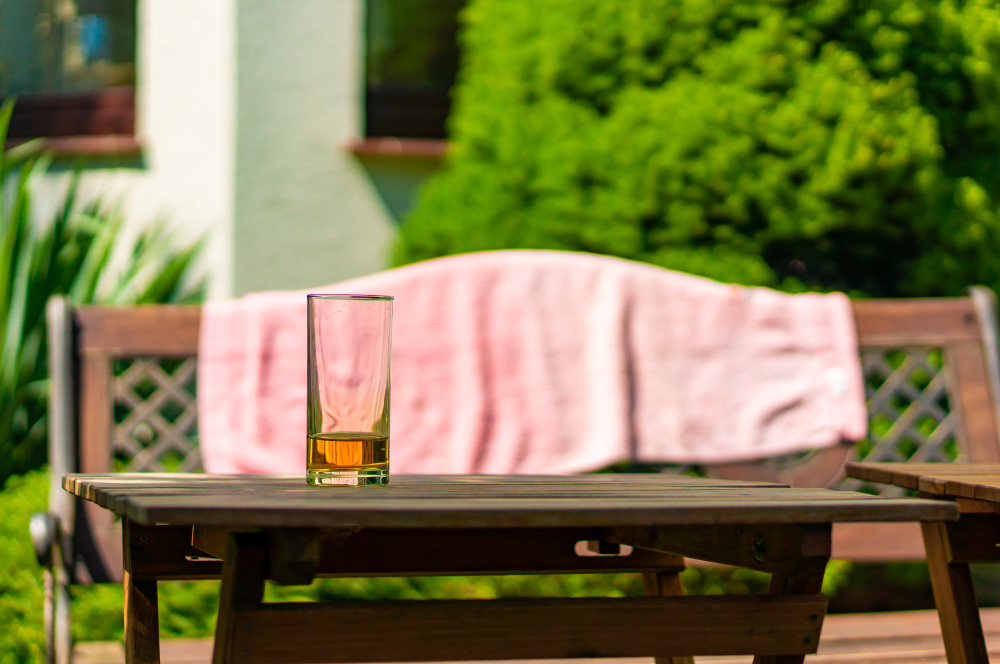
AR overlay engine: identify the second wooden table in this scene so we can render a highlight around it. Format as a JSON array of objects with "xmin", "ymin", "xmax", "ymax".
[{"xmin": 847, "ymin": 462, "xmax": 1000, "ymax": 664}]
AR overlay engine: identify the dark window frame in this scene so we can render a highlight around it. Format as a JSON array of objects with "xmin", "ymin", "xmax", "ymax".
[
  {"xmin": 363, "ymin": 0, "xmax": 464, "ymax": 140},
  {"xmin": 1, "ymin": 0, "xmax": 138, "ymax": 152},
  {"xmin": 365, "ymin": 83, "xmax": 451, "ymax": 140}
]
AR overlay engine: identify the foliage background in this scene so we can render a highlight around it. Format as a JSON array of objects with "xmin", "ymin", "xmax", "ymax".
[{"xmin": 396, "ymin": 0, "xmax": 1000, "ymax": 299}]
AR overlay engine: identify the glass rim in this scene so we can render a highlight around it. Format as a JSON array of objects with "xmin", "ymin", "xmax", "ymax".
[{"xmin": 307, "ymin": 293, "xmax": 393, "ymax": 301}]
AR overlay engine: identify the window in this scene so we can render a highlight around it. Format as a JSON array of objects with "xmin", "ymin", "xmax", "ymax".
[
  {"xmin": 365, "ymin": 0, "xmax": 464, "ymax": 140},
  {"xmin": 0, "ymin": 0, "xmax": 137, "ymax": 141}
]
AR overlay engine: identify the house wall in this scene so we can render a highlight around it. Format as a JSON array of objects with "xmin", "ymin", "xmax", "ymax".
[
  {"xmin": 359, "ymin": 154, "xmax": 442, "ymax": 232},
  {"xmin": 232, "ymin": 0, "xmax": 398, "ymax": 295},
  {"xmin": 31, "ymin": 0, "xmax": 432, "ymax": 299},
  {"xmin": 34, "ymin": 0, "xmax": 237, "ymax": 299}
]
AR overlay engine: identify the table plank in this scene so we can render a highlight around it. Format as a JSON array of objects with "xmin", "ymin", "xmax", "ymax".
[
  {"xmin": 846, "ymin": 463, "xmax": 1000, "ymax": 490},
  {"xmin": 65, "ymin": 475, "xmax": 798, "ymax": 514},
  {"xmin": 64, "ymin": 474, "xmax": 956, "ymax": 528},
  {"xmin": 64, "ymin": 474, "xmax": 786, "ymax": 489},
  {"xmin": 848, "ymin": 463, "xmax": 1000, "ymax": 504},
  {"xmin": 918, "ymin": 476, "xmax": 1000, "ymax": 504},
  {"xmin": 63, "ymin": 474, "xmax": 789, "ymax": 507},
  {"xmin": 63, "ymin": 474, "xmax": 784, "ymax": 506}
]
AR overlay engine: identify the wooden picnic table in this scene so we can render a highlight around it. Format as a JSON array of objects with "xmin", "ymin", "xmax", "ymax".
[
  {"xmin": 847, "ymin": 462, "xmax": 1000, "ymax": 664},
  {"xmin": 64, "ymin": 473, "xmax": 957, "ymax": 664}
]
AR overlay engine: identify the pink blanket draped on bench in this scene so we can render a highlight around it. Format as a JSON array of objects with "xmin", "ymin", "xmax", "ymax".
[{"xmin": 197, "ymin": 250, "xmax": 866, "ymax": 475}]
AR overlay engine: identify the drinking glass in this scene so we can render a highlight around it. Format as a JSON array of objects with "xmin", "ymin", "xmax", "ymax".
[{"xmin": 307, "ymin": 294, "xmax": 392, "ymax": 486}]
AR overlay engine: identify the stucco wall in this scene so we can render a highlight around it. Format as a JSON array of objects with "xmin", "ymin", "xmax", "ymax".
[
  {"xmin": 35, "ymin": 0, "xmax": 237, "ymax": 299},
  {"xmin": 232, "ymin": 0, "xmax": 398, "ymax": 295},
  {"xmin": 31, "ymin": 0, "xmax": 422, "ymax": 299},
  {"xmin": 359, "ymin": 155, "xmax": 441, "ymax": 230}
]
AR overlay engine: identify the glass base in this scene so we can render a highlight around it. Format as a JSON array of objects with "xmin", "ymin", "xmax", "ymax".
[{"xmin": 307, "ymin": 468, "xmax": 389, "ymax": 486}]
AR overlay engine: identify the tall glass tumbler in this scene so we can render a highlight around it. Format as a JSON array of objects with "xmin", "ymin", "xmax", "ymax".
[{"xmin": 307, "ymin": 294, "xmax": 393, "ymax": 486}]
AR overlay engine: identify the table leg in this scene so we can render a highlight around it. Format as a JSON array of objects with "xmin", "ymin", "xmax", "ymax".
[
  {"xmin": 922, "ymin": 521, "xmax": 990, "ymax": 664},
  {"xmin": 642, "ymin": 571, "xmax": 695, "ymax": 664},
  {"xmin": 213, "ymin": 533, "xmax": 268, "ymax": 664},
  {"xmin": 750, "ymin": 572, "xmax": 824, "ymax": 664},
  {"xmin": 124, "ymin": 571, "xmax": 159, "ymax": 664}
]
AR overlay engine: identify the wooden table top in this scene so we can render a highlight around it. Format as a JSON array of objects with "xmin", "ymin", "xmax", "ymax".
[
  {"xmin": 64, "ymin": 473, "xmax": 958, "ymax": 529},
  {"xmin": 848, "ymin": 462, "xmax": 1000, "ymax": 503}
]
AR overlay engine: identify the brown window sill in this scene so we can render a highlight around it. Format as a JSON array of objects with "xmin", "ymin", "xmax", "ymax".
[
  {"xmin": 348, "ymin": 137, "xmax": 448, "ymax": 160},
  {"xmin": 3, "ymin": 87, "xmax": 136, "ymax": 138},
  {"xmin": 4, "ymin": 134, "xmax": 142, "ymax": 158}
]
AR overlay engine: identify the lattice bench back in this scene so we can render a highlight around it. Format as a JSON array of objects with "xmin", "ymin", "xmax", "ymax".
[
  {"xmin": 111, "ymin": 357, "xmax": 200, "ymax": 473},
  {"xmin": 48, "ymin": 302, "xmax": 203, "ymax": 582},
  {"xmin": 849, "ymin": 292, "xmax": 1000, "ymax": 492},
  {"xmin": 47, "ymin": 290, "xmax": 1000, "ymax": 581}
]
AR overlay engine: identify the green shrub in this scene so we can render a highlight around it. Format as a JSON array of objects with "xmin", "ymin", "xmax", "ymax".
[
  {"xmin": 0, "ymin": 470, "xmax": 47, "ymax": 663},
  {"xmin": 0, "ymin": 101, "xmax": 203, "ymax": 487},
  {"xmin": 0, "ymin": 471, "xmax": 223, "ymax": 659},
  {"xmin": 396, "ymin": 0, "xmax": 1000, "ymax": 297}
]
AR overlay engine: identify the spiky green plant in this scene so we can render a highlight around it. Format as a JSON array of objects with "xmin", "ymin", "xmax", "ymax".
[{"xmin": 0, "ymin": 100, "xmax": 203, "ymax": 486}]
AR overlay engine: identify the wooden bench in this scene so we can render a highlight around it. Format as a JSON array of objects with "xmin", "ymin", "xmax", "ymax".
[{"xmin": 31, "ymin": 287, "xmax": 1000, "ymax": 664}]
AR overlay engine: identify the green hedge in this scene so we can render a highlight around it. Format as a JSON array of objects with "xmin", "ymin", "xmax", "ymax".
[
  {"xmin": 0, "ymin": 469, "xmax": 223, "ymax": 662},
  {"xmin": 0, "ymin": 470, "xmax": 46, "ymax": 663},
  {"xmin": 396, "ymin": 0, "xmax": 1000, "ymax": 297}
]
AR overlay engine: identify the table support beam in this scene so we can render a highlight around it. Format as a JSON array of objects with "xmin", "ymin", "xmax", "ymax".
[
  {"xmin": 226, "ymin": 595, "xmax": 825, "ymax": 663},
  {"xmin": 751, "ymin": 572, "xmax": 826, "ymax": 664},
  {"xmin": 643, "ymin": 571, "xmax": 695, "ymax": 664},
  {"xmin": 922, "ymin": 521, "xmax": 990, "ymax": 664},
  {"xmin": 123, "ymin": 572, "xmax": 159, "ymax": 664},
  {"xmin": 122, "ymin": 519, "xmax": 160, "ymax": 664},
  {"xmin": 931, "ymin": 513, "xmax": 1000, "ymax": 563},
  {"xmin": 607, "ymin": 523, "xmax": 831, "ymax": 577},
  {"xmin": 125, "ymin": 522, "xmax": 222, "ymax": 580},
  {"xmin": 190, "ymin": 526, "xmax": 686, "ymax": 580},
  {"xmin": 213, "ymin": 533, "xmax": 267, "ymax": 664}
]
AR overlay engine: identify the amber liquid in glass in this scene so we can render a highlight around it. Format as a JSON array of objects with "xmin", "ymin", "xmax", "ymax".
[{"xmin": 307, "ymin": 431, "xmax": 389, "ymax": 473}]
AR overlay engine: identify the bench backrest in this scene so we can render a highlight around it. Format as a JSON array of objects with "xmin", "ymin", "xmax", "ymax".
[{"xmin": 47, "ymin": 289, "xmax": 1000, "ymax": 582}]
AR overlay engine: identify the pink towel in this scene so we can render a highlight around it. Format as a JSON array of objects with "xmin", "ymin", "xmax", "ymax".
[{"xmin": 198, "ymin": 250, "xmax": 867, "ymax": 474}]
